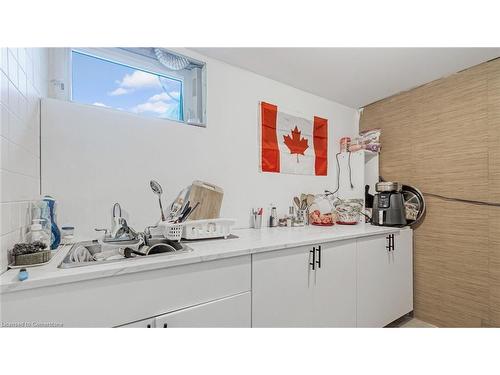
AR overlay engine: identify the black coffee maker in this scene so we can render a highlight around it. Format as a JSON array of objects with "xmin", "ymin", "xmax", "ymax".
[{"xmin": 371, "ymin": 182, "xmax": 407, "ymax": 227}]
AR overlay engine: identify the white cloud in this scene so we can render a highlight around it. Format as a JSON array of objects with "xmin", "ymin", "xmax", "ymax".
[
  {"xmin": 108, "ymin": 70, "xmax": 161, "ymax": 96},
  {"xmin": 108, "ymin": 87, "xmax": 131, "ymax": 96},
  {"xmin": 120, "ymin": 70, "xmax": 161, "ymax": 89},
  {"xmin": 93, "ymin": 102, "xmax": 110, "ymax": 108},
  {"xmin": 149, "ymin": 92, "xmax": 169, "ymax": 102},
  {"xmin": 131, "ymin": 100, "xmax": 173, "ymax": 114},
  {"xmin": 148, "ymin": 91, "xmax": 180, "ymax": 102}
]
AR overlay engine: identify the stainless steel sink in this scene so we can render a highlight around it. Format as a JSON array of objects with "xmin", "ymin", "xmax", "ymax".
[{"xmin": 59, "ymin": 237, "xmax": 192, "ymax": 269}]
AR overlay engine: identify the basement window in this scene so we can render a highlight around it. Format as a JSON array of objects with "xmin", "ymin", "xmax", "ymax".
[{"xmin": 69, "ymin": 48, "xmax": 206, "ymax": 126}]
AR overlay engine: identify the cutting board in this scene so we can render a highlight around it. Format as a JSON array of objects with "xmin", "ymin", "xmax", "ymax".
[{"xmin": 187, "ymin": 180, "xmax": 224, "ymax": 220}]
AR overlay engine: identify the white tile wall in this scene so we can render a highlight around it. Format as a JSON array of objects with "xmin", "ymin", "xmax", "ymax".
[{"xmin": 0, "ymin": 48, "xmax": 48, "ymax": 272}]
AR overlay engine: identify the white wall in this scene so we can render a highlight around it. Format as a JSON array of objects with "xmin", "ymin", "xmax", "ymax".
[
  {"xmin": 41, "ymin": 50, "xmax": 359, "ymax": 239},
  {"xmin": 0, "ymin": 48, "xmax": 48, "ymax": 272}
]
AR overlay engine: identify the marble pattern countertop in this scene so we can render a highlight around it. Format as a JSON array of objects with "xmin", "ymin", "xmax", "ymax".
[{"xmin": 0, "ymin": 224, "xmax": 401, "ymax": 293}]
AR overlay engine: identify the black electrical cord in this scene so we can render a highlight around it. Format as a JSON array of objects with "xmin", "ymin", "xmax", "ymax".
[
  {"xmin": 330, "ymin": 152, "xmax": 341, "ymax": 195},
  {"xmin": 326, "ymin": 152, "xmax": 354, "ymax": 197}
]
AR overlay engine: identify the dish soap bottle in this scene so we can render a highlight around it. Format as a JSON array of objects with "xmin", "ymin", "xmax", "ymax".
[
  {"xmin": 27, "ymin": 219, "xmax": 50, "ymax": 250},
  {"xmin": 43, "ymin": 195, "xmax": 61, "ymax": 250}
]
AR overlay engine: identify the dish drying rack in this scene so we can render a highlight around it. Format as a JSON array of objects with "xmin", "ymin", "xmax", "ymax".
[
  {"xmin": 158, "ymin": 222, "xmax": 185, "ymax": 241},
  {"xmin": 159, "ymin": 218, "xmax": 235, "ymax": 241}
]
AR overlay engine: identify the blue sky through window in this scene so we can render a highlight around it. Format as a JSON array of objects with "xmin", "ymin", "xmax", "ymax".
[{"xmin": 71, "ymin": 51, "xmax": 183, "ymax": 121}]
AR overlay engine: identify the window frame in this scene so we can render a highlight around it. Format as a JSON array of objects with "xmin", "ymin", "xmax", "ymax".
[
  {"xmin": 69, "ymin": 48, "xmax": 186, "ymax": 123},
  {"xmin": 49, "ymin": 47, "xmax": 207, "ymax": 127}
]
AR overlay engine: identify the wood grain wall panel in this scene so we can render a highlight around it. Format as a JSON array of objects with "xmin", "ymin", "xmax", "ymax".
[
  {"xmin": 380, "ymin": 94, "xmax": 417, "ymax": 186},
  {"xmin": 414, "ymin": 199, "xmax": 489, "ymax": 327},
  {"xmin": 487, "ymin": 59, "xmax": 500, "ymax": 326},
  {"xmin": 362, "ymin": 92, "xmax": 417, "ymax": 185},
  {"xmin": 360, "ymin": 58, "xmax": 500, "ymax": 327},
  {"xmin": 487, "ymin": 59, "xmax": 500, "ymax": 203},
  {"xmin": 413, "ymin": 67, "xmax": 489, "ymax": 202}
]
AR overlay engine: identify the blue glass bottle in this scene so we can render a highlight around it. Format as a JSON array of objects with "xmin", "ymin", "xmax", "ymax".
[{"xmin": 43, "ymin": 196, "xmax": 61, "ymax": 250}]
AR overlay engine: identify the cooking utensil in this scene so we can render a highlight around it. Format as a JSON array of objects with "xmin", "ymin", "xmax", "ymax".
[
  {"xmin": 181, "ymin": 202, "xmax": 200, "ymax": 222},
  {"xmin": 306, "ymin": 194, "xmax": 315, "ymax": 208},
  {"xmin": 179, "ymin": 207, "xmax": 192, "ymax": 222},
  {"xmin": 176, "ymin": 200, "xmax": 190, "ymax": 221},
  {"xmin": 301, "ymin": 200, "xmax": 308, "ymax": 210},
  {"xmin": 169, "ymin": 187, "xmax": 189, "ymax": 220},
  {"xmin": 293, "ymin": 196, "xmax": 301, "ymax": 209},
  {"xmin": 401, "ymin": 184, "xmax": 426, "ymax": 227},
  {"xmin": 150, "ymin": 180, "xmax": 166, "ymax": 222}
]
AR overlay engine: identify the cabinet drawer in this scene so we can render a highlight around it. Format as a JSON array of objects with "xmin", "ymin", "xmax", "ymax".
[{"xmin": 155, "ymin": 292, "xmax": 251, "ymax": 328}]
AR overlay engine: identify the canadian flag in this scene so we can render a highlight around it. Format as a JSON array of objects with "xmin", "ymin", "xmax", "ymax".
[{"xmin": 260, "ymin": 102, "xmax": 328, "ymax": 176}]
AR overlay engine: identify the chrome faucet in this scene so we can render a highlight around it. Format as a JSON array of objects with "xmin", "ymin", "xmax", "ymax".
[
  {"xmin": 143, "ymin": 225, "xmax": 158, "ymax": 240},
  {"xmin": 114, "ymin": 218, "xmax": 140, "ymax": 241},
  {"xmin": 94, "ymin": 203, "xmax": 141, "ymax": 243}
]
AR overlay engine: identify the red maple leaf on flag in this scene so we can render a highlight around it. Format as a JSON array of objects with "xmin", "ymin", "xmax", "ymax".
[{"xmin": 283, "ymin": 126, "xmax": 309, "ymax": 163}]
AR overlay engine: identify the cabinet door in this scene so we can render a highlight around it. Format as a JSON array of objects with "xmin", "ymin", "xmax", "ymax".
[
  {"xmin": 252, "ymin": 245, "xmax": 314, "ymax": 327},
  {"xmin": 155, "ymin": 292, "xmax": 251, "ymax": 328},
  {"xmin": 312, "ymin": 240, "xmax": 356, "ymax": 327},
  {"xmin": 391, "ymin": 229, "xmax": 413, "ymax": 319},
  {"xmin": 357, "ymin": 231, "xmax": 413, "ymax": 327},
  {"xmin": 117, "ymin": 317, "xmax": 155, "ymax": 328}
]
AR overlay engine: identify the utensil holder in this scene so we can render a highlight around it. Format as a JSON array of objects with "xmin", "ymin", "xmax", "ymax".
[
  {"xmin": 252, "ymin": 214, "xmax": 263, "ymax": 229},
  {"xmin": 296, "ymin": 209, "xmax": 308, "ymax": 225}
]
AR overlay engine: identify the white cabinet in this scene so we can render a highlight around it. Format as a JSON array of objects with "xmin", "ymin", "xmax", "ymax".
[
  {"xmin": 2, "ymin": 255, "xmax": 251, "ymax": 327},
  {"xmin": 1, "ymin": 230, "xmax": 414, "ymax": 328},
  {"xmin": 312, "ymin": 241, "xmax": 356, "ymax": 327},
  {"xmin": 356, "ymin": 229, "xmax": 413, "ymax": 327},
  {"xmin": 252, "ymin": 245, "xmax": 314, "ymax": 327},
  {"xmin": 252, "ymin": 240, "xmax": 357, "ymax": 327},
  {"xmin": 155, "ymin": 292, "xmax": 251, "ymax": 328}
]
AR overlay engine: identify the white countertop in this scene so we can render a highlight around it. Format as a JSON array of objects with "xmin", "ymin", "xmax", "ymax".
[{"xmin": 0, "ymin": 223, "xmax": 401, "ymax": 294}]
